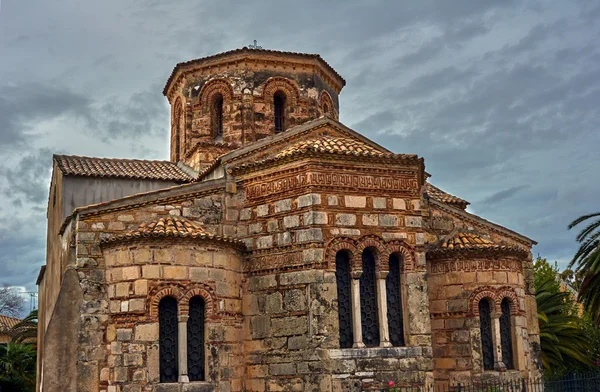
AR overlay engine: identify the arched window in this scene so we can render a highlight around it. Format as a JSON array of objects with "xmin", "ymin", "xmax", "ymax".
[
  {"xmin": 212, "ymin": 93, "xmax": 224, "ymax": 137},
  {"xmin": 386, "ymin": 254, "xmax": 405, "ymax": 346},
  {"xmin": 500, "ymin": 298, "xmax": 514, "ymax": 369},
  {"xmin": 159, "ymin": 296, "xmax": 178, "ymax": 382},
  {"xmin": 323, "ymin": 103, "xmax": 329, "ymax": 116},
  {"xmin": 274, "ymin": 91, "xmax": 286, "ymax": 133},
  {"xmin": 335, "ymin": 251, "xmax": 353, "ymax": 348},
  {"xmin": 187, "ymin": 296, "xmax": 205, "ymax": 381},
  {"xmin": 360, "ymin": 249, "xmax": 380, "ymax": 347},
  {"xmin": 479, "ymin": 298, "xmax": 494, "ymax": 371}
]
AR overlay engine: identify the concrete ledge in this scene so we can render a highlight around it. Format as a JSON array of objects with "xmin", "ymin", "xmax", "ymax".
[{"xmin": 327, "ymin": 346, "xmax": 423, "ymax": 359}]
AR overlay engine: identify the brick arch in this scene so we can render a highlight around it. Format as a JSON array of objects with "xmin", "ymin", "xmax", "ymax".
[
  {"xmin": 319, "ymin": 90, "xmax": 335, "ymax": 117},
  {"xmin": 495, "ymin": 287, "xmax": 520, "ymax": 315},
  {"xmin": 180, "ymin": 284, "xmax": 218, "ymax": 318},
  {"xmin": 326, "ymin": 237, "xmax": 358, "ymax": 271},
  {"xmin": 262, "ymin": 77, "xmax": 300, "ymax": 105},
  {"xmin": 199, "ymin": 78, "xmax": 234, "ymax": 109},
  {"xmin": 383, "ymin": 240, "xmax": 415, "ymax": 272},
  {"xmin": 149, "ymin": 286, "xmax": 184, "ymax": 318},
  {"xmin": 356, "ymin": 235, "xmax": 386, "ymax": 272},
  {"xmin": 469, "ymin": 286, "xmax": 498, "ymax": 316}
]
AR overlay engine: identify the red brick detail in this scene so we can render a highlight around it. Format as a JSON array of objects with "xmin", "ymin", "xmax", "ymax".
[
  {"xmin": 319, "ymin": 91, "xmax": 335, "ymax": 118},
  {"xmin": 469, "ymin": 286, "xmax": 497, "ymax": 317},
  {"xmin": 262, "ymin": 77, "xmax": 300, "ymax": 106},
  {"xmin": 180, "ymin": 284, "xmax": 217, "ymax": 318},
  {"xmin": 149, "ymin": 286, "xmax": 184, "ymax": 318},
  {"xmin": 495, "ymin": 288, "xmax": 519, "ymax": 315},
  {"xmin": 382, "ymin": 240, "xmax": 415, "ymax": 272},
  {"xmin": 198, "ymin": 78, "xmax": 234, "ymax": 109},
  {"xmin": 325, "ymin": 237, "xmax": 357, "ymax": 271},
  {"xmin": 356, "ymin": 235, "xmax": 386, "ymax": 272}
]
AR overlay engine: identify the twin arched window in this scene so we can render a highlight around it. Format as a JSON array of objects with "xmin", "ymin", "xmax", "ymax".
[
  {"xmin": 158, "ymin": 296, "xmax": 206, "ymax": 383},
  {"xmin": 335, "ymin": 249, "xmax": 405, "ymax": 348},
  {"xmin": 479, "ymin": 297, "xmax": 514, "ymax": 371},
  {"xmin": 274, "ymin": 91, "xmax": 286, "ymax": 133},
  {"xmin": 211, "ymin": 94, "xmax": 224, "ymax": 138}
]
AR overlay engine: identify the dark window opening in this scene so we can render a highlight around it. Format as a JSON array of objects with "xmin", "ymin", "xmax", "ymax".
[
  {"xmin": 274, "ymin": 91, "xmax": 286, "ymax": 133},
  {"xmin": 187, "ymin": 296, "xmax": 205, "ymax": 381},
  {"xmin": 159, "ymin": 296, "xmax": 179, "ymax": 382},
  {"xmin": 479, "ymin": 298, "xmax": 495, "ymax": 371},
  {"xmin": 360, "ymin": 249, "xmax": 380, "ymax": 347},
  {"xmin": 386, "ymin": 254, "xmax": 405, "ymax": 347},
  {"xmin": 500, "ymin": 298, "xmax": 514, "ymax": 369},
  {"xmin": 174, "ymin": 117, "xmax": 181, "ymax": 161},
  {"xmin": 335, "ymin": 251, "xmax": 353, "ymax": 348},
  {"xmin": 212, "ymin": 94, "xmax": 224, "ymax": 137},
  {"xmin": 323, "ymin": 103, "xmax": 329, "ymax": 115}
]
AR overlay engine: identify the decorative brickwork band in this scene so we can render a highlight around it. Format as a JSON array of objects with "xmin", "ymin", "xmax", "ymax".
[
  {"xmin": 150, "ymin": 286, "xmax": 184, "ymax": 318},
  {"xmin": 325, "ymin": 237, "xmax": 357, "ymax": 270},
  {"xmin": 262, "ymin": 77, "xmax": 300, "ymax": 106},
  {"xmin": 180, "ymin": 285, "xmax": 217, "ymax": 318},
  {"xmin": 319, "ymin": 90, "xmax": 336, "ymax": 119},
  {"xmin": 382, "ymin": 240, "xmax": 415, "ymax": 272},
  {"xmin": 198, "ymin": 78, "xmax": 234, "ymax": 109},
  {"xmin": 469, "ymin": 286, "xmax": 522, "ymax": 316},
  {"xmin": 355, "ymin": 235, "xmax": 386, "ymax": 272}
]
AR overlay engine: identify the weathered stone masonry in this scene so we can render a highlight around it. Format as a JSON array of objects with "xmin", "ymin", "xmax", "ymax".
[{"xmin": 37, "ymin": 48, "xmax": 541, "ymax": 392}]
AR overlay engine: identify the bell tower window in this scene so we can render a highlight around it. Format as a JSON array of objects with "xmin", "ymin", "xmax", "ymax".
[
  {"xmin": 274, "ymin": 91, "xmax": 286, "ymax": 133},
  {"xmin": 212, "ymin": 94, "xmax": 224, "ymax": 138}
]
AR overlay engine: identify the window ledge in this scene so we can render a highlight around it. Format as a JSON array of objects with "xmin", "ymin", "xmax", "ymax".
[
  {"xmin": 328, "ymin": 346, "xmax": 426, "ymax": 359},
  {"xmin": 155, "ymin": 381, "xmax": 214, "ymax": 392}
]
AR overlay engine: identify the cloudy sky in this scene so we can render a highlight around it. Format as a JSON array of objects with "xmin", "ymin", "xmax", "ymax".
[{"xmin": 1, "ymin": 0, "xmax": 599, "ymax": 309}]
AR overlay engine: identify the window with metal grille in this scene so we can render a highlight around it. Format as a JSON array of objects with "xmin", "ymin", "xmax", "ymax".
[
  {"xmin": 386, "ymin": 254, "xmax": 405, "ymax": 347},
  {"xmin": 159, "ymin": 296, "xmax": 178, "ymax": 382},
  {"xmin": 274, "ymin": 91, "xmax": 286, "ymax": 132},
  {"xmin": 187, "ymin": 296, "xmax": 205, "ymax": 381},
  {"xmin": 360, "ymin": 249, "xmax": 380, "ymax": 347},
  {"xmin": 500, "ymin": 298, "xmax": 514, "ymax": 369},
  {"xmin": 212, "ymin": 94, "xmax": 224, "ymax": 137},
  {"xmin": 335, "ymin": 251, "xmax": 353, "ymax": 348},
  {"xmin": 479, "ymin": 298, "xmax": 495, "ymax": 370}
]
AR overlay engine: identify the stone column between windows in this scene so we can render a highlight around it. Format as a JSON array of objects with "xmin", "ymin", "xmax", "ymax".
[
  {"xmin": 350, "ymin": 271, "xmax": 365, "ymax": 348},
  {"xmin": 178, "ymin": 314, "xmax": 189, "ymax": 383},
  {"xmin": 376, "ymin": 271, "xmax": 392, "ymax": 347},
  {"xmin": 491, "ymin": 312, "xmax": 506, "ymax": 371}
]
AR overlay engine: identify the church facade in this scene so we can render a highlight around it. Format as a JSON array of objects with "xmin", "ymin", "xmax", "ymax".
[{"xmin": 37, "ymin": 48, "xmax": 541, "ymax": 392}]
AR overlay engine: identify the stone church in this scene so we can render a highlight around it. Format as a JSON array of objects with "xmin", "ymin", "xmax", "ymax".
[{"xmin": 37, "ymin": 48, "xmax": 541, "ymax": 392}]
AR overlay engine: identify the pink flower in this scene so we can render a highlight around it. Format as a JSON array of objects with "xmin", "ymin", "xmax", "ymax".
[{"xmin": 389, "ymin": 381, "xmax": 395, "ymax": 387}]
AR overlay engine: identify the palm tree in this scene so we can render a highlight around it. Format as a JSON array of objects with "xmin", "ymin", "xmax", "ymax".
[
  {"xmin": 569, "ymin": 212, "xmax": 600, "ymax": 325},
  {"xmin": 536, "ymin": 276, "xmax": 591, "ymax": 371},
  {"xmin": 10, "ymin": 309, "xmax": 38, "ymax": 344},
  {"xmin": 0, "ymin": 342, "xmax": 36, "ymax": 391}
]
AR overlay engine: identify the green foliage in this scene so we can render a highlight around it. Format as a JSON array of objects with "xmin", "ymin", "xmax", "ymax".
[
  {"xmin": 0, "ymin": 342, "xmax": 36, "ymax": 392},
  {"xmin": 569, "ymin": 212, "xmax": 600, "ymax": 326},
  {"xmin": 533, "ymin": 258, "xmax": 592, "ymax": 375},
  {"xmin": 10, "ymin": 309, "xmax": 38, "ymax": 344}
]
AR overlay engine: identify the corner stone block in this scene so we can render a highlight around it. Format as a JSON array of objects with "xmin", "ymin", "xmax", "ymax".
[
  {"xmin": 274, "ymin": 198, "xmax": 292, "ymax": 213},
  {"xmin": 135, "ymin": 323, "xmax": 159, "ymax": 341},
  {"xmin": 297, "ymin": 193, "xmax": 321, "ymax": 208},
  {"xmin": 296, "ymin": 228, "xmax": 323, "ymax": 243},
  {"xmin": 304, "ymin": 211, "xmax": 328, "ymax": 225}
]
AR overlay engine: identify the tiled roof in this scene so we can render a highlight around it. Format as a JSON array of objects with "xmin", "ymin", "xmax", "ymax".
[
  {"xmin": 54, "ymin": 155, "xmax": 195, "ymax": 182},
  {"xmin": 441, "ymin": 232, "xmax": 495, "ymax": 249},
  {"xmin": 233, "ymin": 136, "xmax": 419, "ymax": 171},
  {"xmin": 164, "ymin": 47, "xmax": 345, "ymax": 96},
  {"xmin": 424, "ymin": 182, "xmax": 469, "ymax": 209},
  {"xmin": 430, "ymin": 232, "xmax": 527, "ymax": 256},
  {"xmin": 0, "ymin": 314, "xmax": 21, "ymax": 332},
  {"xmin": 100, "ymin": 216, "xmax": 243, "ymax": 247}
]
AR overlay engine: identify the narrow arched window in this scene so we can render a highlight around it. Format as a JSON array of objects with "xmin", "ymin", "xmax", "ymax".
[
  {"xmin": 479, "ymin": 298, "xmax": 494, "ymax": 371},
  {"xmin": 159, "ymin": 296, "xmax": 178, "ymax": 382},
  {"xmin": 335, "ymin": 251, "xmax": 353, "ymax": 348},
  {"xmin": 274, "ymin": 91, "xmax": 286, "ymax": 133},
  {"xmin": 500, "ymin": 298, "xmax": 514, "ymax": 369},
  {"xmin": 187, "ymin": 296, "xmax": 205, "ymax": 381},
  {"xmin": 360, "ymin": 249, "xmax": 380, "ymax": 347},
  {"xmin": 323, "ymin": 103, "xmax": 329, "ymax": 116},
  {"xmin": 386, "ymin": 254, "xmax": 405, "ymax": 347},
  {"xmin": 212, "ymin": 93, "xmax": 224, "ymax": 137}
]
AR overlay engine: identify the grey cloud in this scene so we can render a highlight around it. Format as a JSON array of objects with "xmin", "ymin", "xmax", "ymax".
[
  {"xmin": 1, "ymin": 148, "xmax": 55, "ymax": 204},
  {"xmin": 480, "ymin": 185, "xmax": 530, "ymax": 205}
]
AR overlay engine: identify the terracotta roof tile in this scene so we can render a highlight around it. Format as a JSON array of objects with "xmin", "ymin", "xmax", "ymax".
[
  {"xmin": 0, "ymin": 314, "xmax": 22, "ymax": 332},
  {"xmin": 100, "ymin": 216, "xmax": 243, "ymax": 247},
  {"xmin": 430, "ymin": 232, "xmax": 527, "ymax": 256},
  {"xmin": 424, "ymin": 182, "xmax": 469, "ymax": 209},
  {"xmin": 54, "ymin": 155, "xmax": 194, "ymax": 182},
  {"xmin": 234, "ymin": 136, "xmax": 419, "ymax": 171}
]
